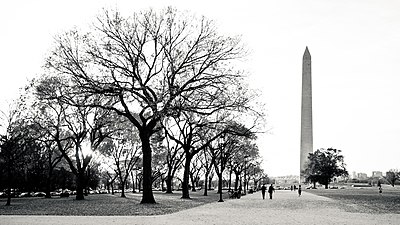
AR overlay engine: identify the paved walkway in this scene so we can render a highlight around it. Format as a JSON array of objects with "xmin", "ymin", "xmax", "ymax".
[{"xmin": 1, "ymin": 191, "xmax": 399, "ymax": 225}]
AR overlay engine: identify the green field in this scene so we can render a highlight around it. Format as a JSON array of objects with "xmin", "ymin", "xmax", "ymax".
[
  {"xmin": 305, "ymin": 185, "xmax": 400, "ymax": 214},
  {"xmin": 0, "ymin": 191, "xmax": 230, "ymax": 216}
]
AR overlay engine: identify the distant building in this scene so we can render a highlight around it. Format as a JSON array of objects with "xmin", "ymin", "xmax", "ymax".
[
  {"xmin": 357, "ymin": 173, "xmax": 368, "ymax": 180},
  {"xmin": 273, "ymin": 175, "xmax": 299, "ymax": 186},
  {"xmin": 351, "ymin": 171, "xmax": 357, "ymax": 179},
  {"xmin": 372, "ymin": 171, "xmax": 383, "ymax": 178}
]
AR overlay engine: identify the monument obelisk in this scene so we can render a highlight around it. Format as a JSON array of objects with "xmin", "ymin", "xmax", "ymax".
[{"xmin": 300, "ymin": 46, "xmax": 313, "ymax": 183}]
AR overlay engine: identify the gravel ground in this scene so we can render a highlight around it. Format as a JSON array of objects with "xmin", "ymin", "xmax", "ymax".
[{"xmin": 2, "ymin": 190, "xmax": 400, "ymax": 225}]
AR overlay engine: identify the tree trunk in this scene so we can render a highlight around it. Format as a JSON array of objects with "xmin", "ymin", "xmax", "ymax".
[
  {"xmin": 203, "ymin": 172, "xmax": 209, "ymax": 196},
  {"xmin": 325, "ymin": 183, "xmax": 328, "ymax": 189},
  {"xmin": 5, "ymin": 163, "xmax": 12, "ymax": 206},
  {"xmin": 181, "ymin": 155, "xmax": 191, "ymax": 199},
  {"xmin": 165, "ymin": 174, "xmax": 173, "ymax": 193},
  {"xmin": 76, "ymin": 172, "xmax": 85, "ymax": 200},
  {"xmin": 84, "ymin": 169, "xmax": 90, "ymax": 196},
  {"xmin": 218, "ymin": 172, "xmax": 223, "ymax": 202},
  {"xmin": 234, "ymin": 173, "xmax": 240, "ymax": 191},
  {"xmin": 190, "ymin": 173, "xmax": 196, "ymax": 192},
  {"xmin": 139, "ymin": 130, "xmax": 156, "ymax": 204},
  {"xmin": 228, "ymin": 170, "xmax": 232, "ymax": 191},
  {"xmin": 5, "ymin": 186, "xmax": 11, "ymax": 206},
  {"xmin": 208, "ymin": 176, "xmax": 213, "ymax": 190},
  {"xmin": 161, "ymin": 175, "xmax": 165, "ymax": 192},
  {"xmin": 132, "ymin": 179, "xmax": 136, "ymax": 193},
  {"xmin": 45, "ymin": 167, "xmax": 53, "ymax": 198},
  {"xmin": 121, "ymin": 180, "xmax": 126, "ymax": 198}
]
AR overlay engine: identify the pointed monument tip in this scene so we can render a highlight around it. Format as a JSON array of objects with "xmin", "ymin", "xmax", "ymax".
[{"xmin": 303, "ymin": 46, "xmax": 311, "ymax": 59}]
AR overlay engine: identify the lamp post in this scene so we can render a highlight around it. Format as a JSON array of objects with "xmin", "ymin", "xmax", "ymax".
[
  {"xmin": 218, "ymin": 151, "xmax": 224, "ymax": 202},
  {"xmin": 248, "ymin": 163, "xmax": 254, "ymax": 192}
]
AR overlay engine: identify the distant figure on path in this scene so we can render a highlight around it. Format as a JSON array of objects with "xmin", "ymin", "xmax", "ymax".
[
  {"xmin": 379, "ymin": 186, "xmax": 382, "ymax": 195},
  {"xmin": 261, "ymin": 184, "xmax": 266, "ymax": 199},
  {"xmin": 268, "ymin": 184, "xmax": 275, "ymax": 199},
  {"xmin": 290, "ymin": 185, "xmax": 293, "ymax": 191},
  {"xmin": 298, "ymin": 185, "xmax": 302, "ymax": 197}
]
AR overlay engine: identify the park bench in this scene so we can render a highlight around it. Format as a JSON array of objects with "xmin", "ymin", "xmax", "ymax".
[{"xmin": 228, "ymin": 190, "xmax": 241, "ymax": 199}]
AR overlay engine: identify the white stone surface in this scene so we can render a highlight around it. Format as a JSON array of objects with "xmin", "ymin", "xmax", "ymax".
[{"xmin": 300, "ymin": 46, "xmax": 313, "ymax": 181}]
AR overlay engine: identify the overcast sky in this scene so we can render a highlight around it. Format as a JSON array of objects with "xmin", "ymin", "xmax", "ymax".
[{"xmin": 1, "ymin": 0, "xmax": 400, "ymax": 177}]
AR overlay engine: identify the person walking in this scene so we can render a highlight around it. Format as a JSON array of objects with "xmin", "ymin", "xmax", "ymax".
[
  {"xmin": 378, "ymin": 181, "xmax": 382, "ymax": 195},
  {"xmin": 298, "ymin": 185, "xmax": 302, "ymax": 197},
  {"xmin": 268, "ymin": 184, "xmax": 275, "ymax": 199},
  {"xmin": 261, "ymin": 184, "xmax": 266, "ymax": 199}
]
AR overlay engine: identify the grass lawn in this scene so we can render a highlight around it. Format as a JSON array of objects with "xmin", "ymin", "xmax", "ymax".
[
  {"xmin": 0, "ymin": 190, "xmax": 231, "ymax": 216},
  {"xmin": 305, "ymin": 185, "xmax": 400, "ymax": 214}
]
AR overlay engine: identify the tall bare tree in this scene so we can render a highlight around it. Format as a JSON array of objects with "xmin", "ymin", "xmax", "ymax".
[
  {"xmin": 31, "ymin": 86, "xmax": 72, "ymax": 198},
  {"xmin": 35, "ymin": 76, "xmax": 114, "ymax": 200},
  {"xmin": 0, "ymin": 103, "xmax": 31, "ymax": 206},
  {"xmin": 189, "ymin": 154, "xmax": 204, "ymax": 191},
  {"xmin": 200, "ymin": 147, "xmax": 214, "ymax": 196},
  {"xmin": 209, "ymin": 123, "xmax": 255, "ymax": 202},
  {"xmin": 229, "ymin": 140, "xmax": 260, "ymax": 191},
  {"xmin": 164, "ymin": 112, "xmax": 229, "ymax": 199},
  {"xmin": 101, "ymin": 123, "xmax": 141, "ymax": 197},
  {"xmin": 45, "ymin": 8, "xmax": 247, "ymax": 203},
  {"xmin": 163, "ymin": 128, "xmax": 184, "ymax": 193}
]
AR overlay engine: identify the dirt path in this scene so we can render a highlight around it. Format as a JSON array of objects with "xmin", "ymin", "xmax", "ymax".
[{"xmin": 1, "ymin": 190, "xmax": 399, "ymax": 225}]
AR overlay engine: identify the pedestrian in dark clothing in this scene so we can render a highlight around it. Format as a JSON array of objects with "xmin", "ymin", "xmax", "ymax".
[
  {"xmin": 290, "ymin": 185, "xmax": 293, "ymax": 191},
  {"xmin": 261, "ymin": 184, "xmax": 266, "ymax": 199},
  {"xmin": 268, "ymin": 184, "xmax": 275, "ymax": 199},
  {"xmin": 298, "ymin": 185, "xmax": 302, "ymax": 197}
]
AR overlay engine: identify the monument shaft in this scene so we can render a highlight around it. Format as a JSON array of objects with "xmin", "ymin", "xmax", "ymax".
[{"xmin": 300, "ymin": 47, "xmax": 313, "ymax": 182}]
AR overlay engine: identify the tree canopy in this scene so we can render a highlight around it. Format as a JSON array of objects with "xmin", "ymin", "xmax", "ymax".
[
  {"xmin": 303, "ymin": 148, "xmax": 348, "ymax": 189},
  {"xmin": 385, "ymin": 169, "xmax": 399, "ymax": 187},
  {"xmin": 43, "ymin": 7, "xmax": 259, "ymax": 203}
]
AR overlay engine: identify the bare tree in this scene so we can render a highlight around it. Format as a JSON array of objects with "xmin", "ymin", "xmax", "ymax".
[
  {"xmin": 200, "ymin": 147, "xmax": 214, "ymax": 196},
  {"xmin": 229, "ymin": 140, "xmax": 260, "ymax": 192},
  {"xmin": 163, "ymin": 128, "xmax": 184, "ymax": 193},
  {"xmin": 35, "ymin": 76, "xmax": 114, "ymax": 200},
  {"xmin": 209, "ymin": 123, "xmax": 255, "ymax": 202},
  {"xmin": 31, "ymin": 87, "xmax": 72, "ymax": 198},
  {"xmin": 210, "ymin": 134, "xmax": 235, "ymax": 202},
  {"xmin": 44, "ymin": 7, "xmax": 247, "ymax": 203},
  {"xmin": 189, "ymin": 154, "xmax": 204, "ymax": 191},
  {"xmin": 248, "ymin": 162, "xmax": 264, "ymax": 190},
  {"xmin": 0, "ymin": 103, "xmax": 31, "ymax": 206},
  {"xmin": 103, "ymin": 171, "xmax": 118, "ymax": 194},
  {"xmin": 164, "ymin": 112, "xmax": 229, "ymax": 199}
]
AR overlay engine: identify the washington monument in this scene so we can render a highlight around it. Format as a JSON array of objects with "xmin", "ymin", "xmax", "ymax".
[{"xmin": 300, "ymin": 47, "xmax": 313, "ymax": 182}]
